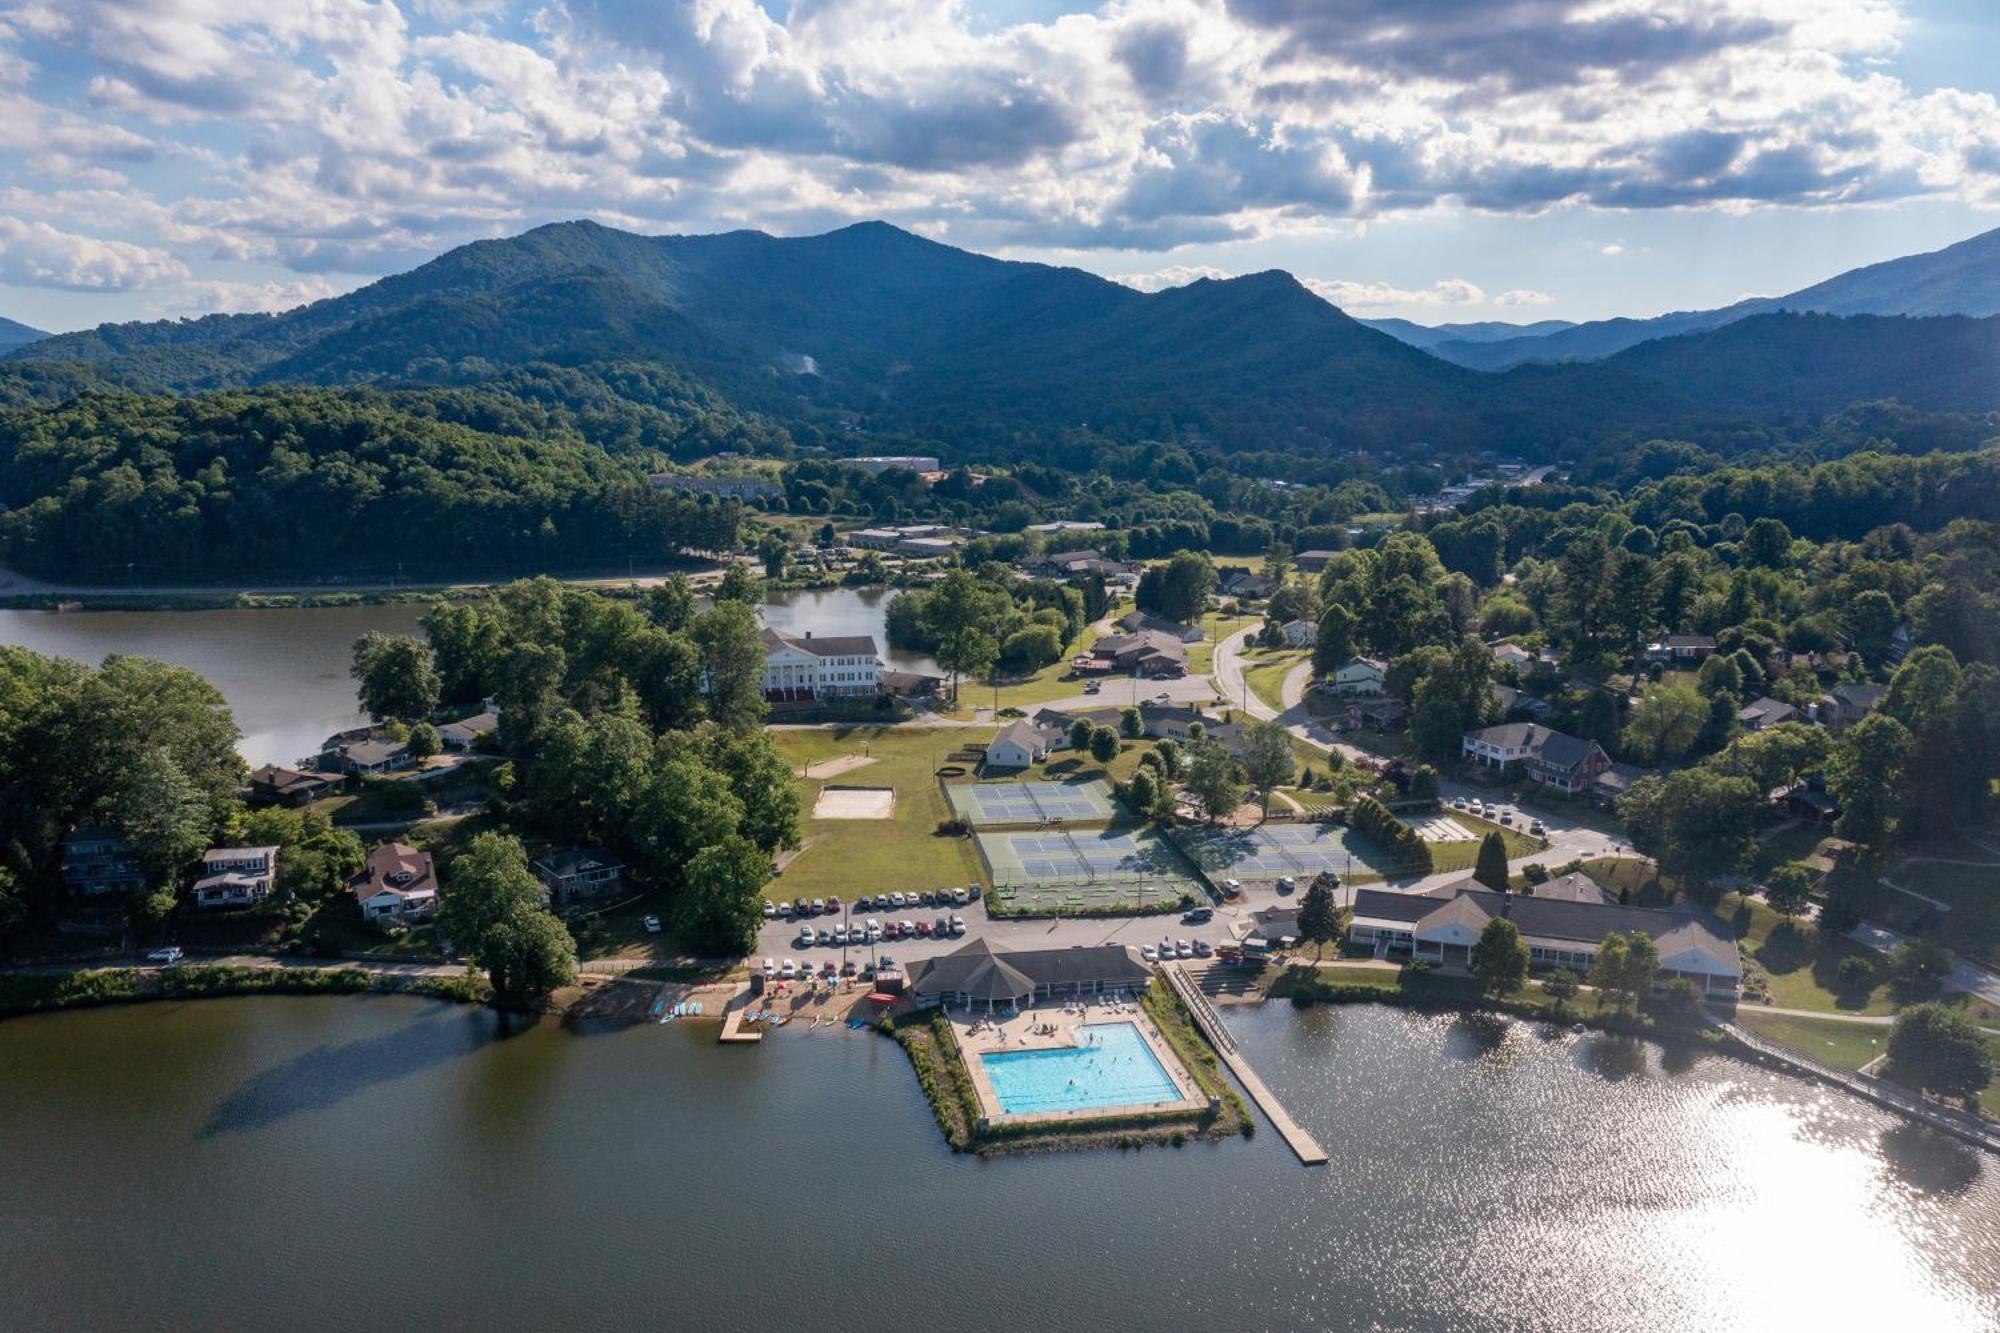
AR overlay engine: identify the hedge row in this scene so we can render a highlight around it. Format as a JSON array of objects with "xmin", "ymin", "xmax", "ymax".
[{"xmin": 1349, "ymin": 794, "xmax": 1433, "ymax": 875}]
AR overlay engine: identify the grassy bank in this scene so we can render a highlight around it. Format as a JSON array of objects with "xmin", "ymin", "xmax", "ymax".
[{"xmin": 0, "ymin": 964, "xmax": 487, "ymax": 1019}]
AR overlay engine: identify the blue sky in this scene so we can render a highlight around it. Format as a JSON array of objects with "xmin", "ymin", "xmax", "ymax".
[{"xmin": 0, "ymin": 0, "xmax": 1996, "ymax": 333}]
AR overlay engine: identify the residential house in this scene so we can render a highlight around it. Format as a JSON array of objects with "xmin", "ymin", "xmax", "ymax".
[
  {"xmin": 1217, "ymin": 569, "xmax": 1275, "ymax": 600},
  {"xmin": 1025, "ymin": 520, "xmax": 1106, "ymax": 536},
  {"xmin": 1737, "ymin": 696, "xmax": 1800, "ymax": 732},
  {"xmin": 341, "ymin": 737, "xmax": 413, "ymax": 775},
  {"xmin": 350, "ymin": 843, "xmax": 439, "ymax": 925},
  {"xmin": 759, "ymin": 628, "xmax": 882, "ymax": 702},
  {"xmin": 61, "ymin": 827, "xmax": 145, "ymax": 899},
  {"xmin": 1462, "ymin": 723, "xmax": 1612, "ymax": 795},
  {"xmin": 1295, "ymin": 550, "xmax": 1339, "ymax": 574},
  {"xmin": 846, "ymin": 455, "xmax": 940, "ymax": 475},
  {"xmin": 1346, "ymin": 886, "xmax": 1739, "ymax": 995},
  {"xmin": 1592, "ymin": 761, "xmax": 1653, "ymax": 809},
  {"xmin": 1279, "ymin": 618, "xmax": 1317, "ymax": 648},
  {"xmin": 438, "ymin": 710, "xmax": 499, "ymax": 751},
  {"xmin": 1346, "ymin": 697, "xmax": 1409, "ymax": 732},
  {"xmin": 1027, "ymin": 548, "xmax": 1102, "ymax": 577},
  {"xmin": 1817, "ymin": 683, "xmax": 1887, "ymax": 730},
  {"xmin": 1115, "ymin": 611, "xmax": 1202, "ymax": 643},
  {"xmin": 1090, "ymin": 630, "xmax": 1187, "ymax": 678},
  {"xmin": 1643, "ymin": 634, "xmax": 1718, "ymax": 664},
  {"xmin": 192, "ymin": 845, "xmax": 280, "ymax": 910},
  {"xmin": 1490, "ymin": 640, "xmax": 1558, "ymax": 673},
  {"xmin": 1329, "ymin": 656, "xmax": 1387, "ymax": 698},
  {"xmin": 534, "ymin": 848, "xmax": 625, "ymax": 910},
  {"xmin": 985, "ymin": 717, "xmax": 1065, "ymax": 770},
  {"xmin": 907, "ymin": 937, "xmax": 1153, "ymax": 1011},
  {"xmin": 1134, "ymin": 704, "xmax": 1245, "ymax": 751},
  {"xmin": 249, "ymin": 764, "xmax": 336, "ymax": 806},
  {"xmin": 1490, "ymin": 683, "xmax": 1551, "ymax": 722}
]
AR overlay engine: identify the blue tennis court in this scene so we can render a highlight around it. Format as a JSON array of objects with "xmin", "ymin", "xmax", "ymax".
[{"xmin": 946, "ymin": 779, "xmax": 1117, "ymax": 826}]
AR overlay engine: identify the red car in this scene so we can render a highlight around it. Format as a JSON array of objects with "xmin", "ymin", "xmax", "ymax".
[{"xmin": 915, "ymin": 920, "xmax": 933, "ymax": 937}]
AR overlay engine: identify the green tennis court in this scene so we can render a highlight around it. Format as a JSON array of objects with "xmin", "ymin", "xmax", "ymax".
[
  {"xmin": 945, "ymin": 779, "xmax": 1118, "ymax": 827},
  {"xmin": 976, "ymin": 826, "xmax": 1191, "ymax": 885}
]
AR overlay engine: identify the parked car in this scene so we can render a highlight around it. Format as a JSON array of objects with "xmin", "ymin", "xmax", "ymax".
[
  {"xmin": 1083, "ymin": 681, "xmax": 1102, "ymax": 694},
  {"xmin": 915, "ymin": 920, "xmax": 933, "ymax": 938},
  {"xmin": 798, "ymin": 927, "xmax": 816, "ymax": 948},
  {"xmin": 1499, "ymin": 812, "xmax": 1515, "ymax": 826},
  {"xmin": 1193, "ymin": 939, "xmax": 1213, "ymax": 958},
  {"xmin": 810, "ymin": 898, "xmax": 827, "ymax": 915},
  {"xmin": 1183, "ymin": 905, "xmax": 1213, "ymax": 924},
  {"xmin": 841, "ymin": 961, "xmax": 858, "ymax": 977},
  {"xmin": 1141, "ymin": 944, "xmax": 1160, "ymax": 962},
  {"xmin": 815, "ymin": 928, "xmax": 833, "ymax": 946},
  {"xmin": 643, "ymin": 915, "xmax": 662, "ymax": 934},
  {"xmin": 780, "ymin": 958, "xmax": 797, "ymax": 979},
  {"xmin": 900, "ymin": 919, "xmax": 918, "ymax": 938},
  {"xmin": 949, "ymin": 914, "xmax": 967, "ymax": 935},
  {"xmin": 762, "ymin": 957, "xmax": 775, "ymax": 975},
  {"xmin": 890, "ymin": 891, "xmax": 907, "ymax": 908},
  {"xmin": 1220, "ymin": 878, "xmax": 1243, "ymax": 899},
  {"xmin": 1530, "ymin": 820, "xmax": 1547, "ymax": 837},
  {"xmin": 146, "ymin": 946, "xmax": 183, "ymax": 965},
  {"xmin": 831, "ymin": 925, "xmax": 848, "ymax": 945},
  {"xmin": 1275, "ymin": 876, "xmax": 1297, "ymax": 895},
  {"xmin": 826, "ymin": 895, "xmax": 843, "ymax": 914},
  {"xmin": 951, "ymin": 887, "xmax": 969, "ymax": 906},
  {"xmin": 762, "ymin": 900, "xmax": 777, "ymax": 919},
  {"xmin": 967, "ymin": 884, "xmax": 982, "ymax": 900},
  {"xmin": 1175, "ymin": 939, "xmax": 1193, "ymax": 959}
]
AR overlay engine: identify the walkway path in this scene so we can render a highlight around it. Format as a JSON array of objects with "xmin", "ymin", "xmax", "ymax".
[{"xmin": 1163, "ymin": 960, "xmax": 1326, "ymax": 1165}]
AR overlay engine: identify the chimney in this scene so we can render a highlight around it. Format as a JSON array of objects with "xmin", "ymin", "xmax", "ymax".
[{"xmin": 804, "ymin": 630, "xmax": 812, "ymax": 639}]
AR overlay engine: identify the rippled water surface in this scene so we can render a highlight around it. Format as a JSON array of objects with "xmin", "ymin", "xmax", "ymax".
[{"xmin": 0, "ymin": 998, "xmax": 1993, "ymax": 1332}]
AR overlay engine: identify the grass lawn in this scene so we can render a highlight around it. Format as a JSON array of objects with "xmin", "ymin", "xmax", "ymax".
[
  {"xmin": 1721, "ymin": 891, "xmax": 1898, "ymax": 1015},
  {"xmin": 1892, "ymin": 859, "xmax": 2000, "ymax": 969},
  {"xmin": 1432, "ymin": 812, "xmax": 1543, "ymax": 874},
  {"xmin": 1750, "ymin": 822, "xmax": 1841, "ymax": 877},
  {"xmin": 1737, "ymin": 1011, "xmax": 1889, "ymax": 1073},
  {"xmin": 768, "ymin": 726, "xmax": 986, "ymax": 898},
  {"xmin": 1344, "ymin": 727, "xmax": 1410, "ymax": 758},
  {"xmin": 1241, "ymin": 648, "xmax": 1307, "ymax": 713}
]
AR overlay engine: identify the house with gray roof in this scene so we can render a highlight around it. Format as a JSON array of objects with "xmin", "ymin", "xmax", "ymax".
[
  {"xmin": 907, "ymin": 937, "xmax": 1153, "ymax": 1011},
  {"xmin": 1348, "ymin": 886, "xmax": 1739, "ymax": 995},
  {"xmin": 1737, "ymin": 696, "xmax": 1800, "ymax": 732},
  {"xmin": 1817, "ymin": 682, "xmax": 1887, "ymax": 730},
  {"xmin": 760, "ymin": 627, "xmax": 882, "ymax": 703},
  {"xmin": 1462, "ymin": 723, "xmax": 1610, "ymax": 794}
]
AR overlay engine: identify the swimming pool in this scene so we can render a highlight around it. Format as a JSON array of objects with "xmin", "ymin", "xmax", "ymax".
[{"xmin": 978, "ymin": 1023, "xmax": 1184, "ymax": 1115}]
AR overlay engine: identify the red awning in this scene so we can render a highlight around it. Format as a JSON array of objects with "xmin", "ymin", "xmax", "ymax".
[{"xmin": 865, "ymin": 992, "xmax": 898, "ymax": 1004}]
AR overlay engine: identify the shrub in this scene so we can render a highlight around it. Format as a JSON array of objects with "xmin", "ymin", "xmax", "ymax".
[{"xmin": 1834, "ymin": 954, "xmax": 1874, "ymax": 991}]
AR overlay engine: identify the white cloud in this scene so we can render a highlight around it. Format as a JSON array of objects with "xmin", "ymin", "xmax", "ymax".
[
  {"xmin": 1303, "ymin": 276, "xmax": 1485, "ymax": 309},
  {"xmin": 0, "ymin": 216, "xmax": 187, "ymax": 290},
  {"xmin": 1494, "ymin": 288, "xmax": 1556, "ymax": 307},
  {"xmin": 1107, "ymin": 263, "xmax": 1231, "ymax": 291},
  {"xmin": 164, "ymin": 276, "xmax": 344, "ymax": 314},
  {"xmin": 1600, "ymin": 243, "xmax": 1626, "ymax": 255},
  {"xmin": 0, "ymin": 0, "xmax": 1993, "ymax": 310}
]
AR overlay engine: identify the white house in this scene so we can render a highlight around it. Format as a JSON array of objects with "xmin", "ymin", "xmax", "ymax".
[
  {"xmin": 192, "ymin": 845, "xmax": 280, "ymax": 909},
  {"xmin": 1279, "ymin": 618, "xmax": 1317, "ymax": 648},
  {"xmin": 1347, "ymin": 886, "xmax": 1740, "ymax": 995},
  {"xmin": 438, "ymin": 710, "xmax": 499, "ymax": 751},
  {"xmin": 985, "ymin": 717, "xmax": 1063, "ymax": 770},
  {"xmin": 1330, "ymin": 656, "xmax": 1387, "ymax": 697},
  {"xmin": 760, "ymin": 628, "xmax": 882, "ymax": 703},
  {"xmin": 350, "ymin": 842, "xmax": 439, "ymax": 925}
]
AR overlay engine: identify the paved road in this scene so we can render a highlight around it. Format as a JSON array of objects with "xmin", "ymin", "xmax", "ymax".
[{"xmin": 1849, "ymin": 920, "xmax": 2000, "ymax": 1008}]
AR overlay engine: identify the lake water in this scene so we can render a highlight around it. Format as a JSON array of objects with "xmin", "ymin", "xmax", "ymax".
[
  {"xmin": 0, "ymin": 587, "xmax": 931, "ymax": 767},
  {"xmin": 1, "ymin": 997, "xmax": 1993, "ymax": 1332}
]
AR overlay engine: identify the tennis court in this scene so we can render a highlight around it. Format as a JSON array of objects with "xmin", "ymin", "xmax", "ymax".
[
  {"xmin": 1178, "ymin": 823, "xmax": 1371, "ymax": 883},
  {"xmin": 976, "ymin": 826, "xmax": 1189, "ymax": 885},
  {"xmin": 946, "ymin": 779, "xmax": 1118, "ymax": 827}
]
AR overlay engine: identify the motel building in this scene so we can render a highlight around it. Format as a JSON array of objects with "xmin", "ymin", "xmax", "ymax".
[
  {"xmin": 759, "ymin": 628, "xmax": 883, "ymax": 703},
  {"xmin": 908, "ymin": 938, "xmax": 1155, "ymax": 1013},
  {"xmin": 1346, "ymin": 885, "xmax": 1741, "ymax": 997}
]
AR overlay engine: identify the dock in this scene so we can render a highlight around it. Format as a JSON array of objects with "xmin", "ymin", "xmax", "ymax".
[
  {"xmin": 1162, "ymin": 962, "xmax": 1327, "ymax": 1165},
  {"xmin": 716, "ymin": 988, "xmax": 763, "ymax": 1043}
]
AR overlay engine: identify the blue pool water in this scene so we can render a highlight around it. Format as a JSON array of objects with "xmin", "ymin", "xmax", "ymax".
[{"xmin": 979, "ymin": 1023, "xmax": 1183, "ymax": 1115}]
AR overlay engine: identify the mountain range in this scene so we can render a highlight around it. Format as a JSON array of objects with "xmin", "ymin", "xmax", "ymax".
[
  {"xmin": 1387, "ymin": 225, "xmax": 2000, "ymax": 371},
  {"xmin": 0, "ymin": 317, "xmax": 45, "ymax": 354},
  {"xmin": 5, "ymin": 220, "xmax": 1997, "ymax": 455}
]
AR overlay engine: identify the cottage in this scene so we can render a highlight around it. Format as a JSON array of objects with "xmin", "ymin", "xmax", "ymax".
[
  {"xmin": 1461, "ymin": 723, "xmax": 1611, "ymax": 794},
  {"xmin": 1490, "ymin": 640, "xmax": 1558, "ymax": 673},
  {"xmin": 907, "ymin": 937, "xmax": 1154, "ymax": 1011},
  {"xmin": 760, "ymin": 628, "xmax": 882, "ymax": 702},
  {"xmin": 1593, "ymin": 761, "xmax": 1653, "ymax": 808},
  {"xmin": 249, "ymin": 763, "xmax": 336, "ymax": 806},
  {"xmin": 1817, "ymin": 683, "xmax": 1887, "ymax": 730},
  {"xmin": 534, "ymin": 848, "xmax": 625, "ymax": 910},
  {"xmin": 985, "ymin": 717, "xmax": 1065, "ymax": 770},
  {"xmin": 350, "ymin": 842, "xmax": 439, "ymax": 925},
  {"xmin": 1643, "ymin": 634, "xmax": 1718, "ymax": 663},
  {"xmin": 192, "ymin": 845, "xmax": 279, "ymax": 910},
  {"xmin": 1279, "ymin": 618, "xmax": 1317, "ymax": 648},
  {"xmin": 1737, "ymin": 696, "xmax": 1800, "ymax": 732},
  {"xmin": 61, "ymin": 827, "xmax": 144, "ymax": 899},
  {"xmin": 1115, "ymin": 611, "xmax": 1203, "ymax": 643},
  {"xmin": 1346, "ymin": 696, "xmax": 1409, "ymax": 732},
  {"xmin": 1347, "ymin": 886, "xmax": 1739, "ymax": 995},
  {"xmin": 1294, "ymin": 550, "xmax": 1340, "ymax": 574},
  {"xmin": 341, "ymin": 737, "xmax": 413, "ymax": 775},
  {"xmin": 438, "ymin": 710, "xmax": 499, "ymax": 751},
  {"xmin": 1329, "ymin": 656, "xmax": 1387, "ymax": 698},
  {"xmin": 1489, "ymin": 683, "xmax": 1551, "ymax": 722}
]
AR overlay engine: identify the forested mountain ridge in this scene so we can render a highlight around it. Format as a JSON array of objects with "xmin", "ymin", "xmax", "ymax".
[
  {"xmin": 1417, "ymin": 224, "xmax": 2000, "ymax": 370},
  {"xmin": 0, "ymin": 317, "xmax": 43, "ymax": 353}
]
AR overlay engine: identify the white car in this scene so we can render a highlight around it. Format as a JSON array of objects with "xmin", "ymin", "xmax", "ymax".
[
  {"xmin": 832, "ymin": 925, "xmax": 848, "ymax": 945},
  {"xmin": 1141, "ymin": 944, "xmax": 1160, "ymax": 962},
  {"xmin": 146, "ymin": 946, "xmax": 183, "ymax": 964},
  {"xmin": 643, "ymin": 915, "xmax": 662, "ymax": 934},
  {"xmin": 1176, "ymin": 939, "xmax": 1193, "ymax": 958},
  {"xmin": 866, "ymin": 919, "xmax": 883, "ymax": 940},
  {"xmin": 950, "ymin": 915, "xmax": 966, "ymax": 936},
  {"xmin": 810, "ymin": 898, "xmax": 827, "ymax": 915},
  {"xmin": 951, "ymin": 887, "xmax": 969, "ymax": 906},
  {"xmin": 798, "ymin": 927, "xmax": 816, "ymax": 948},
  {"xmin": 762, "ymin": 957, "xmax": 776, "ymax": 975},
  {"xmin": 779, "ymin": 958, "xmax": 797, "ymax": 979},
  {"xmin": 761, "ymin": 900, "xmax": 777, "ymax": 918},
  {"xmin": 890, "ymin": 891, "xmax": 907, "ymax": 909}
]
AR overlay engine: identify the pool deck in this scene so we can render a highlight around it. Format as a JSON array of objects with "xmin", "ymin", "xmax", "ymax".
[{"xmin": 949, "ymin": 999, "xmax": 1210, "ymax": 1128}]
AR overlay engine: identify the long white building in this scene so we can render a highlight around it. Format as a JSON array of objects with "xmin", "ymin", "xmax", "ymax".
[{"xmin": 760, "ymin": 628, "xmax": 882, "ymax": 703}]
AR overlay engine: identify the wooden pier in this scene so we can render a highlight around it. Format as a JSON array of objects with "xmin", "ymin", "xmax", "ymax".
[
  {"xmin": 1162, "ymin": 963, "xmax": 1327, "ymax": 1165},
  {"xmin": 716, "ymin": 988, "xmax": 763, "ymax": 1043}
]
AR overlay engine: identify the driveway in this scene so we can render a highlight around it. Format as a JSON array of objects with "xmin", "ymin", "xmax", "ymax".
[{"xmin": 1848, "ymin": 920, "xmax": 2000, "ymax": 1008}]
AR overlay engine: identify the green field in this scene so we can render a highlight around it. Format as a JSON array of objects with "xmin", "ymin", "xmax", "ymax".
[
  {"xmin": 1892, "ymin": 859, "xmax": 2000, "ymax": 968},
  {"xmin": 1241, "ymin": 648, "xmax": 1307, "ymax": 714},
  {"xmin": 769, "ymin": 726, "xmax": 986, "ymax": 898}
]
